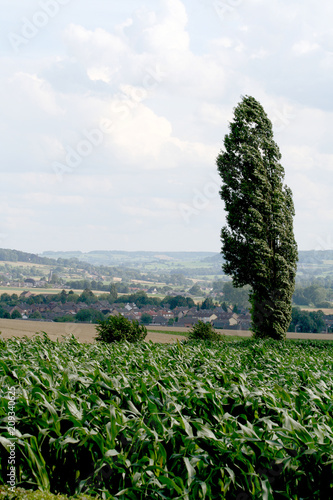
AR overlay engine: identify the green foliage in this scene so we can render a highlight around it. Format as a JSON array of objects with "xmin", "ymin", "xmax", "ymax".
[
  {"xmin": 200, "ymin": 297, "xmax": 215, "ymax": 309},
  {"xmin": 293, "ymin": 287, "xmax": 308, "ymax": 305},
  {"xmin": 316, "ymin": 301, "xmax": 331, "ymax": 309},
  {"xmin": 1, "ymin": 293, "xmax": 12, "ymax": 303},
  {"xmin": 78, "ymin": 288, "xmax": 97, "ymax": 305},
  {"xmin": 293, "ymin": 284, "xmax": 329, "ymax": 307},
  {"xmin": 10, "ymin": 309, "xmax": 21, "ymax": 319},
  {"xmin": 188, "ymin": 283, "xmax": 203, "ymax": 296},
  {"xmin": 222, "ymin": 282, "xmax": 250, "ymax": 310},
  {"xmin": 212, "ymin": 280, "xmax": 224, "ymax": 293},
  {"xmin": 75, "ymin": 309, "xmax": 104, "ymax": 323},
  {"xmin": 1, "ymin": 337, "xmax": 333, "ymax": 499},
  {"xmin": 188, "ymin": 320, "xmax": 221, "ymax": 341},
  {"xmin": 115, "ymin": 282, "xmax": 130, "ymax": 293},
  {"xmin": 49, "ymin": 273, "xmax": 61, "ymax": 285},
  {"xmin": 95, "ymin": 314, "xmax": 147, "ymax": 343},
  {"xmin": 0, "ymin": 248, "xmax": 56, "ymax": 265},
  {"xmin": 109, "ymin": 283, "xmax": 118, "ymax": 302},
  {"xmin": 217, "ymin": 95, "xmax": 298, "ymax": 340},
  {"xmin": 289, "ymin": 307, "xmax": 326, "ymax": 333},
  {"xmin": 53, "ymin": 315, "xmax": 75, "ymax": 323},
  {"xmin": 0, "ymin": 486, "xmax": 95, "ymax": 500},
  {"xmin": 116, "ymin": 291, "xmax": 161, "ymax": 308},
  {"xmin": 164, "ymin": 295, "xmax": 195, "ymax": 310},
  {"xmin": 29, "ymin": 311, "xmax": 42, "ymax": 319},
  {"xmin": 140, "ymin": 313, "xmax": 152, "ymax": 325}
]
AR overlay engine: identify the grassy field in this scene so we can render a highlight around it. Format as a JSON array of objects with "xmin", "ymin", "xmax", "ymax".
[
  {"xmin": 0, "ymin": 287, "xmax": 113, "ymax": 297},
  {"xmin": 0, "ymin": 261, "xmax": 50, "ymax": 269},
  {"xmin": 0, "ymin": 287, "xmax": 64, "ymax": 295},
  {"xmin": 300, "ymin": 306, "xmax": 333, "ymax": 315},
  {"xmin": 1, "ymin": 336, "xmax": 333, "ymax": 499}
]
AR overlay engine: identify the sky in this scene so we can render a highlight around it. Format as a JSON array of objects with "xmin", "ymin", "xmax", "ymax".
[{"xmin": 1, "ymin": 0, "xmax": 332, "ymax": 254}]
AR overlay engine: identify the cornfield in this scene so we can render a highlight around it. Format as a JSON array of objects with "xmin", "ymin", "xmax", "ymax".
[{"xmin": 1, "ymin": 333, "xmax": 333, "ymax": 499}]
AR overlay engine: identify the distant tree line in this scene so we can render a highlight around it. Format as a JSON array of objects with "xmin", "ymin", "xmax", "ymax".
[
  {"xmin": 288, "ymin": 308, "xmax": 328, "ymax": 333},
  {"xmin": 211, "ymin": 279, "xmax": 332, "ymax": 311},
  {"xmin": 0, "ymin": 248, "xmax": 58, "ymax": 265},
  {"xmin": 293, "ymin": 283, "xmax": 332, "ymax": 308}
]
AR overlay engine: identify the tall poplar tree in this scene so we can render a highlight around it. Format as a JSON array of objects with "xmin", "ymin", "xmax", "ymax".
[{"xmin": 216, "ymin": 95, "xmax": 298, "ymax": 340}]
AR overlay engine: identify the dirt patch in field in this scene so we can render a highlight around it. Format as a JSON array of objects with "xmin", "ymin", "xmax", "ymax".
[
  {"xmin": 300, "ymin": 307, "xmax": 333, "ymax": 315},
  {"xmin": 0, "ymin": 319, "xmax": 186, "ymax": 344},
  {"xmin": 1, "ymin": 319, "xmax": 332, "ymax": 343}
]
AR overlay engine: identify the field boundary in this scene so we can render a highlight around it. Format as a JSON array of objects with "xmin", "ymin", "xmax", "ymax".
[{"xmin": 1, "ymin": 319, "xmax": 333, "ymax": 343}]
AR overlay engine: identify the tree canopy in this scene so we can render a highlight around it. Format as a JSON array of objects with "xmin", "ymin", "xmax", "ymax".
[{"xmin": 217, "ymin": 95, "xmax": 298, "ymax": 339}]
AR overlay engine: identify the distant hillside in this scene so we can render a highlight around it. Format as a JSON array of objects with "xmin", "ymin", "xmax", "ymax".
[
  {"xmin": 2, "ymin": 248, "xmax": 333, "ymax": 282},
  {"xmin": 298, "ymin": 250, "xmax": 333, "ymax": 264},
  {"xmin": 202, "ymin": 253, "xmax": 224, "ymax": 264},
  {"xmin": 0, "ymin": 248, "xmax": 99, "ymax": 275},
  {"xmin": 0, "ymin": 248, "xmax": 58, "ymax": 265},
  {"xmin": 41, "ymin": 250, "xmax": 218, "ymax": 266}
]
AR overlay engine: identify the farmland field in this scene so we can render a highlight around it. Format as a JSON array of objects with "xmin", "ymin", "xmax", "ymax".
[
  {"xmin": 0, "ymin": 287, "xmax": 114, "ymax": 297},
  {"xmin": 0, "ymin": 320, "xmax": 187, "ymax": 344},
  {"xmin": 0, "ymin": 287, "xmax": 66, "ymax": 296},
  {"xmin": 1, "ymin": 319, "xmax": 333, "ymax": 343},
  {"xmin": 1, "ymin": 335, "xmax": 333, "ymax": 499}
]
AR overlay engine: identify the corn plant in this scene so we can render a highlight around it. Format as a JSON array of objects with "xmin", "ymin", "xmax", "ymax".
[{"xmin": 0, "ymin": 334, "xmax": 333, "ymax": 499}]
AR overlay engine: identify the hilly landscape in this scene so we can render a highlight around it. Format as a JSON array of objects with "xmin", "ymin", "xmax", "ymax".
[{"xmin": 1, "ymin": 248, "xmax": 333, "ymax": 292}]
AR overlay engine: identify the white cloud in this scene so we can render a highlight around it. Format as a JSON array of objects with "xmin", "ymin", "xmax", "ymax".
[
  {"xmin": 8, "ymin": 72, "xmax": 63, "ymax": 116},
  {"xmin": 142, "ymin": 0, "xmax": 189, "ymax": 53},
  {"xmin": 0, "ymin": 0, "xmax": 332, "ymax": 252},
  {"xmin": 64, "ymin": 24, "xmax": 130, "ymax": 85},
  {"xmin": 21, "ymin": 193, "xmax": 84, "ymax": 206},
  {"xmin": 292, "ymin": 40, "xmax": 321, "ymax": 56}
]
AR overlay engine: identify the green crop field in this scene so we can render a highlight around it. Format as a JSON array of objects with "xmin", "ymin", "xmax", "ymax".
[{"xmin": 1, "ymin": 335, "xmax": 333, "ymax": 499}]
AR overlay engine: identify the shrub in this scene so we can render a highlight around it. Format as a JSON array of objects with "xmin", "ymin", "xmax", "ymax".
[
  {"xmin": 188, "ymin": 320, "xmax": 222, "ymax": 341},
  {"xmin": 140, "ymin": 313, "xmax": 152, "ymax": 325},
  {"xmin": 11, "ymin": 309, "xmax": 22, "ymax": 319},
  {"xmin": 29, "ymin": 311, "xmax": 42, "ymax": 319},
  {"xmin": 53, "ymin": 315, "xmax": 75, "ymax": 323},
  {"xmin": 0, "ymin": 486, "xmax": 95, "ymax": 500},
  {"xmin": 95, "ymin": 314, "xmax": 147, "ymax": 343},
  {"xmin": 76, "ymin": 309, "xmax": 104, "ymax": 323},
  {"xmin": 315, "ymin": 301, "xmax": 331, "ymax": 309}
]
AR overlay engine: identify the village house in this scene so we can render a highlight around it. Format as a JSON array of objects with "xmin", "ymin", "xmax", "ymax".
[
  {"xmin": 176, "ymin": 317, "xmax": 197, "ymax": 328},
  {"xmin": 24, "ymin": 278, "xmax": 36, "ymax": 288},
  {"xmin": 172, "ymin": 307, "xmax": 190, "ymax": 319},
  {"xmin": 152, "ymin": 315, "xmax": 169, "ymax": 326},
  {"xmin": 192, "ymin": 310, "xmax": 218, "ymax": 323}
]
